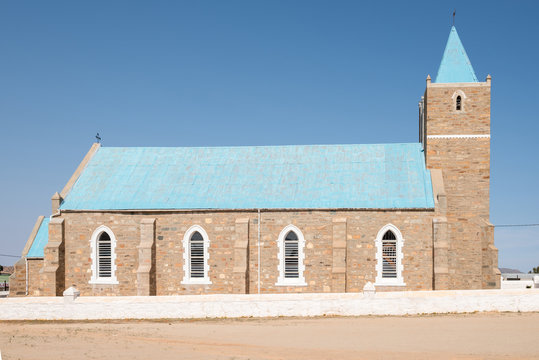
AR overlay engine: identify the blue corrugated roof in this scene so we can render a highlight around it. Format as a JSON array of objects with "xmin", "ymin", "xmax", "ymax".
[
  {"xmin": 27, "ymin": 218, "xmax": 49, "ymax": 258},
  {"xmin": 435, "ymin": 26, "xmax": 478, "ymax": 83},
  {"xmin": 61, "ymin": 143, "xmax": 434, "ymax": 210},
  {"xmin": 60, "ymin": 143, "xmax": 434, "ymax": 210}
]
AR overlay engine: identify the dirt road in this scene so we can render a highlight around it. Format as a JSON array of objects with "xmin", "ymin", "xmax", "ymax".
[{"xmin": 1, "ymin": 313, "xmax": 538, "ymax": 359}]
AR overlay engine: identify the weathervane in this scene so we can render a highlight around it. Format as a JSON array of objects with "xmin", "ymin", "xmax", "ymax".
[
  {"xmin": 452, "ymin": 9, "xmax": 456, "ymax": 27},
  {"xmin": 96, "ymin": 132, "xmax": 101, "ymax": 144}
]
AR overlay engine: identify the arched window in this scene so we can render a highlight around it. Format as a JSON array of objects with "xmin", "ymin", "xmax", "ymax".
[
  {"xmin": 381, "ymin": 230, "xmax": 397, "ymax": 278},
  {"xmin": 284, "ymin": 231, "xmax": 299, "ymax": 278},
  {"xmin": 97, "ymin": 232, "xmax": 112, "ymax": 278},
  {"xmin": 456, "ymin": 95, "xmax": 462, "ymax": 110},
  {"xmin": 189, "ymin": 231, "xmax": 204, "ymax": 278},
  {"xmin": 452, "ymin": 90, "xmax": 466, "ymax": 111},
  {"xmin": 89, "ymin": 225, "xmax": 118, "ymax": 285},
  {"xmin": 276, "ymin": 225, "xmax": 306, "ymax": 286},
  {"xmin": 181, "ymin": 225, "xmax": 211, "ymax": 285},
  {"xmin": 374, "ymin": 224, "xmax": 405, "ymax": 286}
]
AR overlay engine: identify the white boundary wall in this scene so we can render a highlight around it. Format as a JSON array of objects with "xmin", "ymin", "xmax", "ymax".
[
  {"xmin": 1, "ymin": 289, "xmax": 539, "ymax": 321},
  {"xmin": 501, "ymin": 275, "xmax": 539, "ymax": 290},
  {"xmin": 501, "ymin": 280, "xmax": 536, "ymax": 289}
]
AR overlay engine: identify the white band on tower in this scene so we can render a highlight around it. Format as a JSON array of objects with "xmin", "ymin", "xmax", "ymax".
[{"xmin": 427, "ymin": 134, "xmax": 490, "ymax": 139}]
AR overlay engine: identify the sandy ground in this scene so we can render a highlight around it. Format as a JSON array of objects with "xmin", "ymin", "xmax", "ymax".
[{"xmin": 0, "ymin": 312, "xmax": 538, "ymax": 360}]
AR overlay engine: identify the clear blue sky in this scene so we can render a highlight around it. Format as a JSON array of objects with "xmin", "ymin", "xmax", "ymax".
[{"xmin": 1, "ymin": 1, "xmax": 538, "ymax": 271}]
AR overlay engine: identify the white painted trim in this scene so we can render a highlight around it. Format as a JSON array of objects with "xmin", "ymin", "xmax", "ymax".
[
  {"xmin": 427, "ymin": 134, "xmax": 490, "ymax": 139},
  {"xmin": 374, "ymin": 224, "xmax": 405, "ymax": 287},
  {"xmin": 451, "ymin": 90, "xmax": 467, "ymax": 100},
  {"xmin": 89, "ymin": 225, "xmax": 119, "ymax": 285},
  {"xmin": 276, "ymin": 224, "xmax": 307, "ymax": 286},
  {"xmin": 181, "ymin": 225, "xmax": 212, "ymax": 285}
]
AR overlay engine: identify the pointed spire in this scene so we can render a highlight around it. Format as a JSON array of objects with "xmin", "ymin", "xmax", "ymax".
[{"xmin": 435, "ymin": 26, "xmax": 478, "ymax": 83}]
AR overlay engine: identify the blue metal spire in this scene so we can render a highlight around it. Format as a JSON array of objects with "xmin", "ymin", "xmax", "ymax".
[{"xmin": 435, "ymin": 26, "xmax": 478, "ymax": 83}]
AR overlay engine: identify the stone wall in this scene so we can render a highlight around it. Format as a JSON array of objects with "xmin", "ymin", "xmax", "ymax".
[
  {"xmin": 43, "ymin": 209, "xmax": 436, "ymax": 296},
  {"xmin": 8, "ymin": 258, "xmax": 26, "ymax": 296},
  {"xmin": 424, "ymin": 82, "xmax": 491, "ymax": 136},
  {"xmin": 8, "ymin": 258, "xmax": 44, "ymax": 297}
]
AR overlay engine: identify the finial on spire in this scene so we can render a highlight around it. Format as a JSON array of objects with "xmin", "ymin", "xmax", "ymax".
[
  {"xmin": 452, "ymin": 9, "xmax": 456, "ymax": 27},
  {"xmin": 95, "ymin": 132, "xmax": 101, "ymax": 144}
]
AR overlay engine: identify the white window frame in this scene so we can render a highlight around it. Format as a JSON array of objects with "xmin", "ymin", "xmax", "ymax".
[
  {"xmin": 181, "ymin": 225, "xmax": 212, "ymax": 285},
  {"xmin": 276, "ymin": 224, "xmax": 307, "ymax": 286},
  {"xmin": 374, "ymin": 224, "xmax": 406, "ymax": 287},
  {"xmin": 452, "ymin": 90, "xmax": 467, "ymax": 112},
  {"xmin": 89, "ymin": 225, "xmax": 119, "ymax": 285}
]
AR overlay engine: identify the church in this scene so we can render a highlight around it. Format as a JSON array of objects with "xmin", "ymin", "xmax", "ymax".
[{"xmin": 10, "ymin": 26, "xmax": 500, "ymax": 297}]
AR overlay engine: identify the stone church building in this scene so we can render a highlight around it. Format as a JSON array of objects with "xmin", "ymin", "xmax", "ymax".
[{"xmin": 10, "ymin": 26, "xmax": 500, "ymax": 297}]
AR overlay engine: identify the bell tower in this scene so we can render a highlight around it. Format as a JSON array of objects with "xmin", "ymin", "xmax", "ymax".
[{"xmin": 420, "ymin": 26, "xmax": 499, "ymax": 289}]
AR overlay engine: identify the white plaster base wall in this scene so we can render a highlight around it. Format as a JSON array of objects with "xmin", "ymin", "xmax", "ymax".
[{"xmin": 1, "ymin": 289, "xmax": 539, "ymax": 321}]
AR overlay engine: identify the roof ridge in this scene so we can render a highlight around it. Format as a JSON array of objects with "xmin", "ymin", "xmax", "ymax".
[{"xmin": 99, "ymin": 142, "xmax": 422, "ymax": 150}]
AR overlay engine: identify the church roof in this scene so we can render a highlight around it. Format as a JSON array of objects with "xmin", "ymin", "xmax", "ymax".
[
  {"xmin": 27, "ymin": 217, "xmax": 50, "ymax": 258},
  {"xmin": 435, "ymin": 26, "xmax": 478, "ymax": 83},
  {"xmin": 59, "ymin": 143, "xmax": 434, "ymax": 210}
]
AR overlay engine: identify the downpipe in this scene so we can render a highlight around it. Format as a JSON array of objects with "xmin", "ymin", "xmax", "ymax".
[
  {"xmin": 258, "ymin": 209, "xmax": 261, "ymax": 295},
  {"xmin": 25, "ymin": 257, "xmax": 28, "ymax": 296}
]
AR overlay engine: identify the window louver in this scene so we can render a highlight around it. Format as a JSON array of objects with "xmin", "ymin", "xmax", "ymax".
[
  {"xmin": 382, "ymin": 230, "xmax": 397, "ymax": 278},
  {"xmin": 284, "ymin": 231, "xmax": 299, "ymax": 278},
  {"xmin": 97, "ymin": 232, "xmax": 112, "ymax": 278},
  {"xmin": 190, "ymin": 231, "xmax": 205, "ymax": 278}
]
